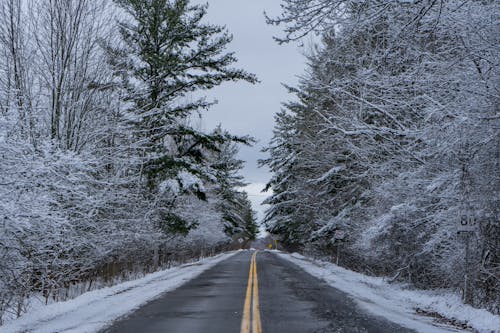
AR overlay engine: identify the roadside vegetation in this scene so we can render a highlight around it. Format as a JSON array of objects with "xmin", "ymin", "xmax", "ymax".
[
  {"xmin": 262, "ymin": 0, "xmax": 499, "ymax": 313},
  {"xmin": 0, "ymin": 0, "xmax": 257, "ymax": 323}
]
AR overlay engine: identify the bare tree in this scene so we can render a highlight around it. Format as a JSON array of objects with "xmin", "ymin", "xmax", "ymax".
[{"xmin": 0, "ymin": 0, "xmax": 36, "ymax": 144}]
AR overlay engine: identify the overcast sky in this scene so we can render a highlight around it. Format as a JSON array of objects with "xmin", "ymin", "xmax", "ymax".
[{"xmin": 196, "ymin": 0, "xmax": 306, "ymax": 220}]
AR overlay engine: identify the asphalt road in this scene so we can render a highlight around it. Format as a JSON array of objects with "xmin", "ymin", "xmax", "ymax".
[{"xmin": 102, "ymin": 250, "xmax": 416, "ymax": 333}]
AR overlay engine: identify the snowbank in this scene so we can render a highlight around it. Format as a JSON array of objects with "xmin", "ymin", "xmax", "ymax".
[
  {"xmin": 0, "ymin": 251, "xmax": 238, "ymax": 333},
  {"xmin": 277, "ymin": 252, "xmax": 499, "ymax": 333}
]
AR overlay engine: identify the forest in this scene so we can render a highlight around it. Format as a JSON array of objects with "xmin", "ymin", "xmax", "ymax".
[
  {"xmin": 0, "ymin": 0, "xmax": 258, "ymax": 322},
  {"xmin": 262, "ymin": 0, "xmax": 499, "ymax": 313},
  {"xmin": 0, "ymin": 0, "xmax": 498, "ymax": 326}
]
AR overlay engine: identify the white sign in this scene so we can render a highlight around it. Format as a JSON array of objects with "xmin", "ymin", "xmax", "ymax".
[
  {"xmin": 238, "ymin": 238, "xmax": 244, "ymax": 244},
  {"xmin": 334, "ymin": 229, "xmax": 346, "ymax": 240},
  {"xmin": 457, "ymin": 215, "xmax": 476, "ymax": 233}
]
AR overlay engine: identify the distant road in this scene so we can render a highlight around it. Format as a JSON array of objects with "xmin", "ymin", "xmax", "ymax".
[{"xmin": 102, "ymin": 250, "xmax": 416, "ymax": 333}]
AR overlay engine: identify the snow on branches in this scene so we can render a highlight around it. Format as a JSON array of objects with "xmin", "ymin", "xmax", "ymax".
[{"xmin": 263, "ymin": 0, "xmax": 499, "ymax": 312}]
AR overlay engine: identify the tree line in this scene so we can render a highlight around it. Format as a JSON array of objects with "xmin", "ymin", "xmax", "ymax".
[
  {"xmin": 262, "ymin": 0, "xmax": 498, "ymax": 313},
  {"xmin": 0, "ymin": 0, "xmax": 257, "ymax": 323}
]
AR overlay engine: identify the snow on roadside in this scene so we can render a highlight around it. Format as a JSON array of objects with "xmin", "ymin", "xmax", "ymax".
[
  {"xmin": 0, "ymin": 251, "xmax": 239, "ymax": 333},
  {"xmin": 276, "ymin": 251, "xmax": 499, "ymax": 333}
]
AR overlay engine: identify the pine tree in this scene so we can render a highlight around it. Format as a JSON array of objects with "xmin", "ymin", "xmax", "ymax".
[
  {"xmin": 109, "ymin": 0, "xmax": 257, "ymax": 233},
  {"xmin": 265, "ymin": 0, "xmax": 499, "ymax": 311},
  {"xmin": 210, "ymin": 128, "xmax": 258, "ymax": 240},
  {"xmin": 111, "ymin": 0, "xmax": 256, "ymax": 182}
]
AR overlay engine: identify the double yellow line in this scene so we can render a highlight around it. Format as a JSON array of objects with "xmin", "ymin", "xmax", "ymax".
[{"xmin": 240, "ymin": 251, "xmax": 262, "ymax": 333}]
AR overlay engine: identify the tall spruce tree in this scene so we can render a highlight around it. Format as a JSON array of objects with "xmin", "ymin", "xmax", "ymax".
[
  {"xmin": 210, "ymin": 131, "xmax": 258, "ymax": 240},
  {"xmin": 109, "ymin": 0, "xmax": 257, "ymax": 233},
  {"xmin": 111, "ymin": 0, "xmax": 256, "ymax": 183}
]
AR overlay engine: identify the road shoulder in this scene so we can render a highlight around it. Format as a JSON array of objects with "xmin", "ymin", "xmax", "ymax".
[
  {"xmin": 275, "ymin": 251, "xmax": 499, "ymax": 333},
  {"xmin": 0, "ymin": 251, "xmax": 239, "ymax": 333}
]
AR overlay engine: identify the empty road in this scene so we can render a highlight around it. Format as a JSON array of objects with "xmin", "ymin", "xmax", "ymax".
[{"xmin": 102, "ymin": 250, "xmax": 417, "ymax": 333}]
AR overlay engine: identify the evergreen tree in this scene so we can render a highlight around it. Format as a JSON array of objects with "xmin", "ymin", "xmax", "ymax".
[
  {"xmin": 265, "ymin": 0, "xmax": 499, "ymax": 311},
  {"xmin": 109, "ymin": 0, "xmax": 257, "ymax": 233},
  {"xmin": 111, "ymin": 0, "xmax": 256, "ymax": 184},
  {"xmin": 260, "ymin": 108, "xmax": 309, "ymax": 245},
  {"xmin": 210, "ymin": 129, "xmax": 258, "ymax": 240}
]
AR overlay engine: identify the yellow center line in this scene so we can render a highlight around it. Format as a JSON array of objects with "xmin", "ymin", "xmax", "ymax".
[
  {"xmin": 240, "ymin": 251, "xmax": 262, "ymax": 333},
  {"xmin": 252, "ymin": 252, "xmax": 262, "ymax": 333},
  {"xmin": 240, "ymin": 252, "xmax": 254, "ymax": 333}
]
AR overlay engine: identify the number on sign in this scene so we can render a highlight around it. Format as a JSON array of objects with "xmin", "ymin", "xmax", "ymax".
[{"xmin": 457, "ymin": 214, "xmax": 476, "ymax": 233}]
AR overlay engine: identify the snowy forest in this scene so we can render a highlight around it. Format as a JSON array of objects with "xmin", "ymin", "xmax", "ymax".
[
  {"xmin": 262, "ymin": 0, "xmax": 499, "ymax": 313},
  {"xmin": 0, "ymin": 0, "xmax": 258, "ymax": 322},
  {"xmin": 0, "ymin": 0, "xmax": 498, "ymax": 327}
]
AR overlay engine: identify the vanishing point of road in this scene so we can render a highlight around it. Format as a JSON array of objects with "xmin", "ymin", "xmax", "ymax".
[{"xmin": 102, "ymin": 250, "xmax": 417, "ymax": 333}]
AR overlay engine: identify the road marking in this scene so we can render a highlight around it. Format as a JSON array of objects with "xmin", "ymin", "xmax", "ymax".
[
  {"xmin": 252, "ymin": 251, "xmax": 262, "ymax": 333},
  {"xmin": 241, "ymin": 252, "xmax": 254, "ymax": 333},
  {"xmin": 241, "ymin": 251, "xmax": 262, "ymax": 333}
]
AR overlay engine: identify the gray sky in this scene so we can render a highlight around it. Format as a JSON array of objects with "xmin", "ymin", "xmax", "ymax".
[{"xmin": 197, "ymin": 0, "xmax": 305, "ymax": 220}]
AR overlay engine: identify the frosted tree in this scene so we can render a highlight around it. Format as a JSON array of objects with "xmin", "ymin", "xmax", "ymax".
[
  {"xmin": 209, "ymin": 130, "xmax": 257, "ymax": 239},
  {"xmin": 0, "ymin": 0, "xmax": 258, "ymax": 322},
  {"xmin": 108, "ymin": 0, "xmax": 257, "ymax": 233},
  {"xmin": 264, "ymin": 0, "xmax": 499, "ymax": 311},
  {"xmin": 0, "ymin": 0, "xmax": 36, "ymax": 144}
]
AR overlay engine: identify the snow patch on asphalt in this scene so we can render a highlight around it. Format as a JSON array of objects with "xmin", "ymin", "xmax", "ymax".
[
  {"xmin": 276, "ymin": 251, "xmax": 499, "ymax": 333},
  {"xmin": 0, "ymin": 251, "xmax": 239, "ymax": 333}
]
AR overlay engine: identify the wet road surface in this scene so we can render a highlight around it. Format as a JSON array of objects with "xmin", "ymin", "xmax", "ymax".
[{"xmin": 102, "ymin": 250, "xmax": 416, "ymax": 333}]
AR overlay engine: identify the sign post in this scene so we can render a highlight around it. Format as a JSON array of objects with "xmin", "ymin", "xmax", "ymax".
[
  {"xmin": 333, "ymin": 230, "xmax": 346, "ymax": 266},
  {"xmin": 457, "ymin": 214, "xmax": 476, "ymax": 304},
  {"xmin": 458, "ymin": 148, "xmax": 476, "ymax": 305}
]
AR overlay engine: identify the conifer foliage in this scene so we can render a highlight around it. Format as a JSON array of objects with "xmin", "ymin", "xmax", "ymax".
[
  {"xmin": 0, "ymin": 0, "xmax": 257, "ymax": 323},
  {"xmin": 263, "ymin": 0, "xmax": 499, "ymax": 312},
  {"xmin": 110, "ymin": 0, "xmax": 257, "ymax": 233}
]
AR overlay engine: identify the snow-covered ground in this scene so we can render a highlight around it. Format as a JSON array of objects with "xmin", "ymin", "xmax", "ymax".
[
  {"xmin": 0, "ymin": 251, "xmax": 238, "ymax": 333},
  {"xmin": 277, "ymin": 251, "xmax": 500, "ymax": 333},
  {"xmin": 2, "ymin": 250, "xmax": 497, "ymax": 333}
]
